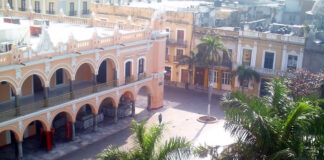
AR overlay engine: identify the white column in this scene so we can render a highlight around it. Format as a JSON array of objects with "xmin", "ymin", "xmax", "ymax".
[
  {"xmin": 251, "ymin": 41, "xmax": 257, "ymax": 67},
  {"xmin": 14, "ymin": 0, "xmax": 17, "ymax": 10},
  {"xmin": 281, "ymin": 45, "xmax": 287, "ymax": 71},
  {"xmin": 27, "ymin": 0, "xmax": 31, "ymax": 11},
  {"xmin": 77, "ymin": 0, "xmax": 81, "ymax": 16},
  {"xmin": 236, "ymin": 39, "xmax": 242, "ymax": 66},
  {"xmin": 297, "ymin": 48, "xmax": 304, "ymax": 69},
  {"xmin": 2, "ymin": 0, "xmax": 5, "ymax": 10},
  {"xmin": 42, "ymin": 0, "xmax": 45, "ymax": 14}
]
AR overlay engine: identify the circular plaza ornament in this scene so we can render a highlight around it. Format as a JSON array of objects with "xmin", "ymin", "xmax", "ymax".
[{"xmin": 197, "ymin": 116, "xmax": 217, "ymax": 124}]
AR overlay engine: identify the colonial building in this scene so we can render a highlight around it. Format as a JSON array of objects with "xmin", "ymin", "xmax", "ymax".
[
  {"xmin": 236, "ymin": 30, "xmax": 305, "ymax": 96},
  {"xmin": 90, "ymin": 3, "xmax": 195, "ymax": 88},
  {"xmin": 0, "ymin": 9, "xmax": 166, "ymax": 159},
  {"xmin": 0, "ymin": 0, "xmax": 95, "ymax": 16}
]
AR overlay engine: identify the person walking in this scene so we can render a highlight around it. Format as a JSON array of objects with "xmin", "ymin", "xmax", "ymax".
[{"xmin": 158, "ymin": 113, "xmax": 162, "ymax": 125}]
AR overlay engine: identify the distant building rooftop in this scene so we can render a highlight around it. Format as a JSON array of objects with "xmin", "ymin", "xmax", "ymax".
[
  {"xmin": 123, "ymin": 1, "xmax": 213, "ymax": 12},
  {"xmin": 0, "ymin": 16, "xmax": 136, "ymax": 51}
]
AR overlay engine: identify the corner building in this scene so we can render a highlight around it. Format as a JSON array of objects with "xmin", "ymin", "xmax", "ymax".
[{"xmin": 0, "ymin": 9, "xmax": 166, "ymax": 159}]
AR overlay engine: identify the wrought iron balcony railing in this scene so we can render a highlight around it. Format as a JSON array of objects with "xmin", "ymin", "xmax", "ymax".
[
  {"xmin": 46, "ymin": 10, "xmax": 55, "ymax": 14},
  {"xmin": 138, "ymin": 72, "xmax": 146, "ymax": 81},
  {"xmin": 82, "ymin": 9, "xmax": 90, "ymax": 15},
  {"xmin": 166, "ymin": 39, "xmax": 187, "ymax": 48},
  {"xmin": 0, "ymin": 79, "xmax": 119, "ymax": 122},
  {"xmin": 19, "ymin": 8, "xmax": 26, "ymax": 11},
  {"xmin": 34, "ymin": 9, "xmax": 41, "ymax": 13},
  {"xmin": 125, "ymin": 75, "xmax": 135, "ymax": 84},
  {"xmin": 69, "ymin": 11, "xmax": 77, "ymax": 16}
]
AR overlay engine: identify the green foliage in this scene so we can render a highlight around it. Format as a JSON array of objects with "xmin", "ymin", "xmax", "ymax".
[
  {"xmin": 318, "ymin": 99, "xmax": 324, "ymax": 109},
  {"xmin": 220, "ymin": 78, "xmax": 324, "ymax": 160},
  {"xmin": 97, "ymin": 120, "xmax": 191, "ymax": 160},
  {"xmin": 232, "ymin": 65, "xmax": 260, "ymax": 92}
]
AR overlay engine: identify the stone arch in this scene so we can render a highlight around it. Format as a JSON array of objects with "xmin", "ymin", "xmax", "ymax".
[
  {"xmin": 97, "ymin": 54, "xmax": 119, "ymax": 73},
  {"xmin": 136, "ymin": 84, "xmax": 152, "ymax": 97},
  {"xmin": 49, "ymin": 110, "xmax": 74, "ymax": 128},
  {"xmin": 119, "ymin": 90, "xmax": 135, "ymax": 101},
  {"xmin": 19, "ymin": 69, "xmax": 47, "ymax": 88},
  {"xmin": 0, "ymin": 77, "xmax": 19, "ymax": 95},
  {"xmin": 98, "ymin": 96, "xmax": 118, "ymax": 108},
  {"xmin": 22, "ymin": 118, "xmax": 50, "ymax": 135},
  {"xmin": 74, "ymin": 58, "xmax": 96, "ymax": 74},
  {"xmin": 48, "ymin": 63, "xmax": 74, "ymax": 81},
  {"xmin": 0, "ymin": 125, "xmax": 22, "ymax": 141},
  {"xmin": 73, "ymin": 102, "xmax": 96, "ymax": 122}
]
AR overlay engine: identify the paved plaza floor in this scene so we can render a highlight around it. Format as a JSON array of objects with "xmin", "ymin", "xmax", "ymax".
[{"xmin": 11, "ymin": 86, "xmax": 234, "ymax": 160}]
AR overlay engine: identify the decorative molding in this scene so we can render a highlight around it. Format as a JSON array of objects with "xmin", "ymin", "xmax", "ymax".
[
  {"xmin": 16, "ymin": 68, "xmax": 21, "ymax": 79},
  {"xmin": 18, "ymin": 121, "xmax": 23, "ymax": 133},
  {"xmin": 45, "ymin": 61, "xmax": 50, "ymax": 73},
  {"xmin": 72, "ymin": 104, "xmax": 76, "ymax": 114},
  {"xmin": 47, "ymin": 112, "xmax": 51, "ymax": 123},
  {"xmin": 95, "ymin": 52, "xmax": 100, "ymax": 61},
  {"xmin": 72, "ymin": 56, "xmax": 76, "ymax": 67}
]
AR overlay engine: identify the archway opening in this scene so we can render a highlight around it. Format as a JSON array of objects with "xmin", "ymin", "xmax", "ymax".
[
  {"xmin": 21, "ymin": 75, "xmax": 45, "ymax": 105},
  {"xmin": 0, "ymin": 81, "xmax": 17, "ymax": 111},
  {"xmin": 97, "ymin": 59, "xmax": 116, "ymax": 84},
  {"xmin": 98, "ymin": 97, "xmax": 116, "ymax": 125},
  {"xmin": 118, "ymin": 92, "xmax": 133, "ymax": 118},
  {"xmin": 137, "ymin": 86, "xmax": 151, "ymax": 111},
  {"xmin": 75, "ymin": 104, "xmax": 95, "ymax": 133},
  {"xmin": 51, "ymin": 112, "xmax": 73, "ymax": 143},
  {"xmin": 22, "ymin": 120, "xmax": 48, "ymax": 154},
  {"xmin": 49, "ymin": 68, "xmax": 72, "ymax": 98},
  {"xmin": 73, "ymin": 63, "xmax": 94, "ymax": 89},
  {"xmin": 0, "ymin": 130, "xmax": 19, "ymax": 160}
]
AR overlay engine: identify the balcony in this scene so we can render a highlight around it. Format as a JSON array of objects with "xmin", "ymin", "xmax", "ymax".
[
  {"xmin": 125, "ymin": 76, "xmax": 135, "ymax": 84},
  {"xmin": 34, "ymin": 9, "xmax": 41, "ymax": 13},
  {"xmin": 69, "ymin": 11, "xmax": 77, "ymax": 16},
  {"xmin": 46, "ymin": 10, "xmax": 55, "ymax": 14},
  {"xmin": 173, "ymin": 55, "xmax": 182, "ymax": 62},
  {"xmin": 138, "ymin": 72, "xmax": 146, "ymax": 81},
  {"xmin": 249, "ymin": 66, "xmax": 284, "ymax": 76},
  {"xmin": 82, "ymin": 9, "xmax": 90, "ymax": 15},
  {"xmin": 19, "ymin": 8, "xmax": 26, "ymax": 11},
  {"xmin": 0, "ymin": 77, "xmax": 144, "ymax": 122},
  {"xmin": 166, "ymin": 39, "xmax": 187, "ymax": 48}
]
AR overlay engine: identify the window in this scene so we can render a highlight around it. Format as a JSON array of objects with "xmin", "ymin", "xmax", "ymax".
[
  {"xmin": 8, "ymin": 0, "xmax": 13, "ymax": 9},
  {"xmin": 259, "ymin": 78, "xmax": 270, "ymax": 97},
  {"xmin": 21, "ymin": 0, "xmax": 26, "ymax": 10},
  {"xmin": 287, "ymin": 55, "xmax": 297, "ymax": 70},
  {"xmin": 242, "ymin": 80, "xmax": 248, "ymax": 88},
  {"xmin": 264, "ymin": 52, "xmax": 274, "ymax": 69},
  {"xmin": 56, "ymin": 68, "xmax": 64, "ymax": 85},
  {"xmin": 83, "ymin": 1, "xmax": 87, "ymax": 12},
  {"xmin": 213, "ymin": 71, "xmax": 218, "ymax": 83},
  {"xmin": 242, "ymin": 49, "xmax": 252, "ymax": 66},
  {"xmin": 222, "ymin": 72, "xmax": 231, "ymax": 85},
  {"xmin": 70, "ymin": 2, "xmax": 75, "ymax": 15},
  {"xmin": 177, "ymin": 30, "xmax": 184, "ymax": 42},
  {"xmin": 165, "ymin": 28, "xmax": 170, "ymax": 38},
  {"xmin": 165, "ymin": 48, "xmax": 169, "ymax": 61},
  {"xmin": 49, "ymin": 2, "xmax": 54, "ymax": 12},
  {"xmin": 165, "ymin": 67, "xmax": 171, "ymax": 81},
  {"xmin": 35, "ymin": 1, "xmax": 40, "ymax": 12},
  {"xmin": 138, "ymin": 58, "xmax": 144, "ymax": 74},
  {"xmin": 175, "ymin": 49, "xmax": 183, "ymax": 61}
]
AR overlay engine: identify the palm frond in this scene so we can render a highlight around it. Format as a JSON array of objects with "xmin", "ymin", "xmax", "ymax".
[
  {"xmin": 96, "ymin": 146, "xmax": 131, "ymax": 160},
  {"xmin": 157, "ymin": 137, "xmax": 191, "ymax": 160}
]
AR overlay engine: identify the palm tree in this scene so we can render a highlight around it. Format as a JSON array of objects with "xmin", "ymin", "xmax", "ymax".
[
  {"xmin": 219, "ymin": 78, "xmax": 324, "ymax": 159},
  {"xmin": 232, "ymin": 65, "xmax": 260, "ymax": 93},
  {"xmin": 97, "ymin": 120, "xmax": 191, "ymax": 160},
  {"xmin": 197, "ymin": 35, "xmax": 229, "ymax": 118},
  {"xmin": 176, "ymin": 51, "xmax": 200, "ymax": 86}
]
